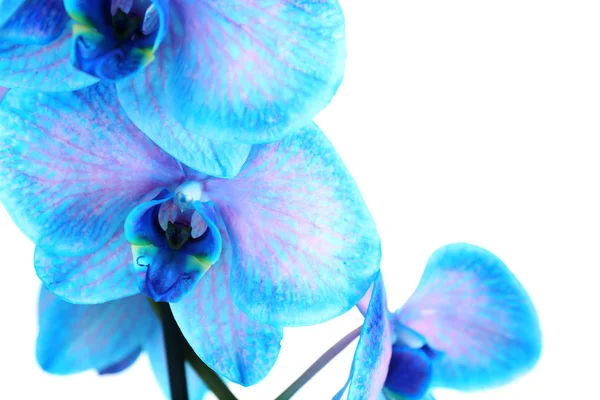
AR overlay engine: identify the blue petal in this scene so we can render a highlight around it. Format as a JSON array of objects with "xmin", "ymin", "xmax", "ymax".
[
  {"xmin": 346, "ymin": 274, "xmax": 392, "ymax": 400},
  {"xmin": 98, "ymin": 346, "xmax": 142, "ymax": 375},
  {"xmin": 36, "ymin": 287, "xmax": 159, "ymax": 374},
  {"xmin": 166, "ymin": 0, "xmax": 346, "ymax": 144},
  {"xmin": 116, "ymin": 9, "xmax": 251, "ymax": 178},
  {"xmin": 171, "ymin": 224, "xmax": 283, "ymax": 386},
  {"xmin": 0, "ymin": 0, "xmax": 68, "ymax": 44},
  {"xmin": 146, "ymin": 326, "xmax": 208, "ymax": 400},
  {"xmin": 204, "ymin": 122, "xmax": 381, "ymax": 326},
  {"xmin": 394, "ymin": 243, "xmax": 542, "ymax": 391},
  {"xmin": 0, "ymin": 86, "xmax": 7, "ymax": 102},
  {"xmin": 356, "ymin": 283, "xmax": 374, "ymax": 316},
  {"xmin": 35, "ymin": 228, "xmax": 138, "ymax": 303},
  {"xmin": 0, "ymin": 2, "xmax": 97, "ymax": 91},
  {"xmin": 0, "ymin": 84, "xmax": 183, "ymax": 257},
  {"xmin": 0, "ymin": 1, "xmax": 23, "ymax": 27}
]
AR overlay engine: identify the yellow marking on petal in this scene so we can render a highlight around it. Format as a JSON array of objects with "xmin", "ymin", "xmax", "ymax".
[
  {"xmin": 72, "ymin": 24, "xmax": 103, "ymax": 41},
  {"xmin": 193, "ymin": 256, "xmax": 214, "ymax": 273},
  {"xmin": 129, "ymin": 238, "xmax": 154, "ymax": 250},
  {"xmin": 133, "ymin": 47, "xmax": 156, "ymax": 67},
  {"xmin": 66, "ymin": 10, "xmax": 95, "ymax": 27}
]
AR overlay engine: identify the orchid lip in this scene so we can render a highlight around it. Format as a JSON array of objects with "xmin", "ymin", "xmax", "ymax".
[
  {"xmin": 125, "ymin": 187, "xmax": 221, "ymax": 303},
  {"xmin": 144, "ymin": 272, "xmax": 192, "ymax": 302}
]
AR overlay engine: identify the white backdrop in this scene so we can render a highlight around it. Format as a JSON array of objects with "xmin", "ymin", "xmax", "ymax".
[{"xmin": 1, "ymin": 1, "xmax": 597, "ymax": 399}]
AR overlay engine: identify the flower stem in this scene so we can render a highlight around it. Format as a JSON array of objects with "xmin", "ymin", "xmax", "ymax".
[
  {"xmin": 182, "ymin": 340, "xmax": 238, "ymax": 400},
  {"xmin": 150, "ymin": 299, "xmax": 237, "ymax": 400},
  {"xmin": 274, "ymin": 325, "xmax": 363, "ymax": 400},
  {"xmin": 157, "ymin": 302, "xmax": 189, "ymax": 400}
]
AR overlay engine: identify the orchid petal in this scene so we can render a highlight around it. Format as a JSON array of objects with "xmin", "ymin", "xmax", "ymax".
[
  {"xmin": 35, "ymin": 228, "xmax": 138, "ymax": 303},
  {"xmin": 36, "ymin": 287, "xmax": 158, "ymax": 374},
  {"xmin": 166, "ymin": 0, "xmax": 346, "ymax": 144},
  {"xmin": 0, "ymin": 84, "xmax": 183, "ymax": 257},
  {"xmin": 171, "ymin": 225, "xmax": 283, "ymax": 386},
  {"xmin": 117, "ymin": 9, "xmax": 251, "ymax": 178},
  {"xmin": 395, "ymin": 243, "xmax": 542, "ymax": 391},
  {"xmin": 357, "ymin": 283, "xmax": 374, "ymax": 317},
  {"xmin": 206, "ymin": 123, "xmax": 381, "ymax": 326},
  {"xmin": 0, "ymin": 0, "xmax": 67, "ymax": 44},
  {"xmin": 345, "ymin": 274, "xmax": 392, "ymax": 400},
  {"xmin": 0, "ymin": 0, "xmax": 23, "ymax": 27},
  {"xmin": 146, "ymin": 327, "xmax": 208, "ymax": 400},
  {"xmin": 0, "ymin": 5, "xmax": 97, "ymax": 91},
  {"xmin": 98, "ymin": 347, "xmax": 142, "ymax": 375}
]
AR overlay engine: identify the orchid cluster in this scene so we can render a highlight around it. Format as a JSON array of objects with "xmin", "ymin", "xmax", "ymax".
[{"xmin": 0, "ymin": 1, "xmax": 542, "ymax": 399}]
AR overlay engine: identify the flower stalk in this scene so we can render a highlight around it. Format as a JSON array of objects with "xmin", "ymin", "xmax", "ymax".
[
  {"xmin": 275, "ymin": 325, "xmax": 363, "ymax": 400},
  {"xmin": 151, "ymin": 300, "xmax": 238, "ymax": 400},
  {"xmin": 157, "ymin": 302, "xmax": 189, "ymax": 400}
]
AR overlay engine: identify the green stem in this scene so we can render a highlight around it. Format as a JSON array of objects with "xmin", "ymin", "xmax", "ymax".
[
  {"xmin": 157, "ymin": 302, "xmax": 189, "ymax": 400},
  {"xmin": 182, "ymin": 340, "xmax": 238, "ymax": 400},
  {"xmin": 149, "ymin": 300, "xmax": 238, "ymax": 400},
  {"xmin": 274, "ymin": 325, "xmax": 363, "ymax": 400}
]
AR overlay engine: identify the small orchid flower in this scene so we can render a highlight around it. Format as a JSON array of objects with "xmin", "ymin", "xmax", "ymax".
[
  {"xmin": 37, "ymin": 286, "xmax": 208, "ymax": 399},
  {"xmin": 0, "ymin": 83, "xmax": 381, "ymax": 384},
  {"xmin": 336, "ymin": 243, "xmax": 542, "ymax": 400},
  {"xmin": 0, "ymin": 0, "xmax": 346, "ymax": 176}
]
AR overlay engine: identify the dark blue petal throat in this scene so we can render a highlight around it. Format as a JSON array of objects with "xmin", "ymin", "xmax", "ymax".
[
  {"xmin": 64, "ymin": 0, "xmax": 168, "ymax": 81},
  {"xmin": 125, "ymin": 184, "xmax": 222, "ymax": 303},
  {"xmin": 384, "ymin": 345, "xmax": 434, "ymax": 399}
]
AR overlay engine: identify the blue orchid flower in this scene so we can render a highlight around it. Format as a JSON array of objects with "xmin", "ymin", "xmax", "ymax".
[
  {"xmin": 336, "ymin": 243, "xmax": 542, "ymax": 400},
  {"xmin": 0, "ymin": 83, "xmax": 381, "ymax": 385},
  {"xmin": 0, "ymin": 0, "xmax": 346, "ymax": 177},
  {"xmin": 37, "ymin": 286, "xmax": 208, "ymax": 399}
]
